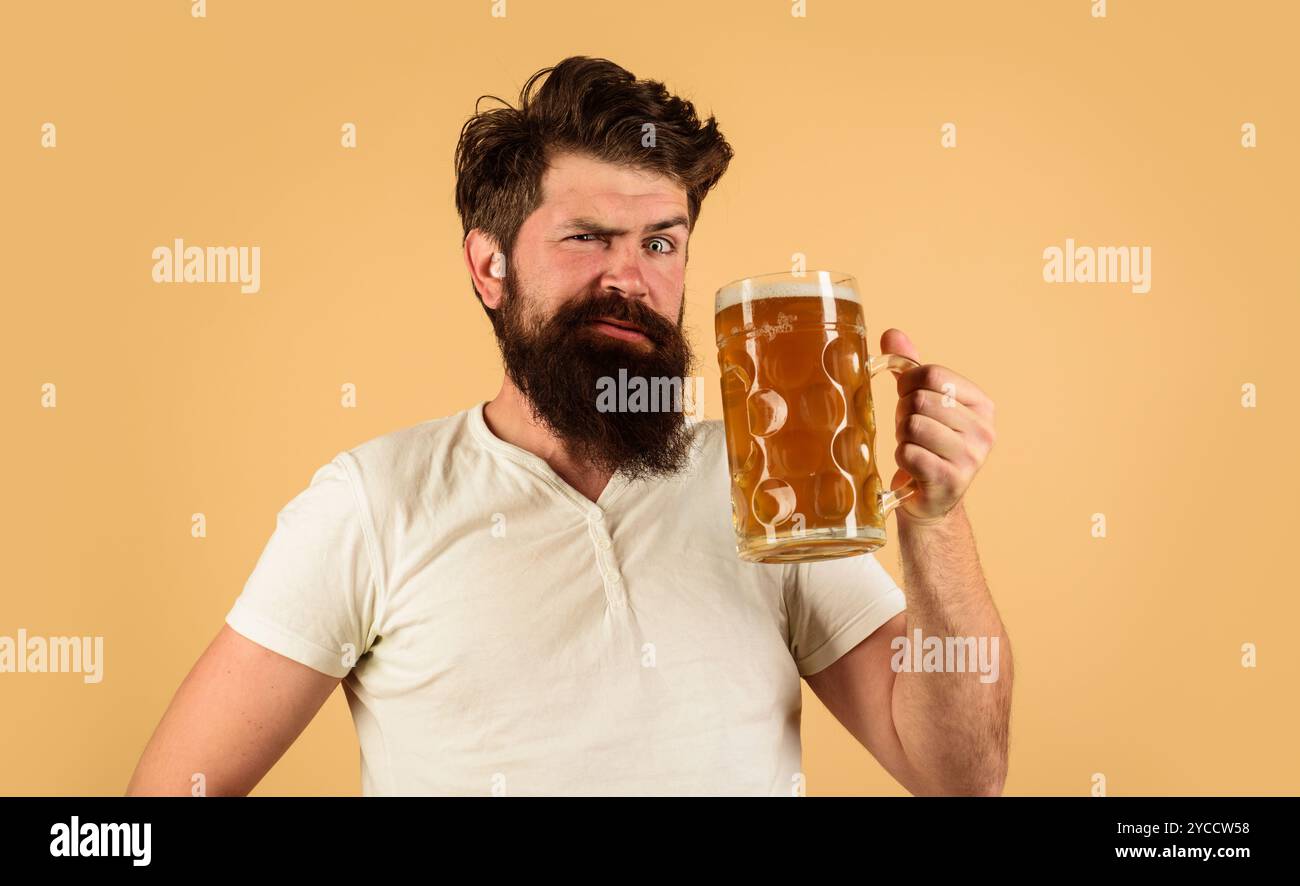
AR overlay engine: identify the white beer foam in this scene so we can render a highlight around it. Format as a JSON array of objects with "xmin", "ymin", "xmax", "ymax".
[{"xmin": 715, "ymin": 278, "xmax": 858, "ymax": 312}]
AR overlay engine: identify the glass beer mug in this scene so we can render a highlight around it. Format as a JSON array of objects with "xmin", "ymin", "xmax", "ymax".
[{"xmin": 715, "ymin": 270, "xmax": 919, "ymax": 563}]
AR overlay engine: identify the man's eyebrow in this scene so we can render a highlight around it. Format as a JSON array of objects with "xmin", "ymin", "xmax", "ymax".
[{"xmin": 557, "ymin": 215, "xmax": 689, "ymax": 236}]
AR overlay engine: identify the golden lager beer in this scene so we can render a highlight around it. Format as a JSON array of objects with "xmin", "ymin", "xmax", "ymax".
[{"xmin": 715, "ymin": 271, "xmax": 918, "ymax": 563}]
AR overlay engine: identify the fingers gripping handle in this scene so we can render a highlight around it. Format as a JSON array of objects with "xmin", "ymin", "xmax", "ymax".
[{"xmin": 867, "ymin": 352, "xmax": 921, "ymax": 516}]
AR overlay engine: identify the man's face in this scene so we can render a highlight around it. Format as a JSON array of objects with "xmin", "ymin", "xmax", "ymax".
[{"xmin": 493, "ymin": 152, "xmax": 698, "ymax": 480}]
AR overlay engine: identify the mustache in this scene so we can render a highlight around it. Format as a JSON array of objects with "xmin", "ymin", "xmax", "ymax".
[{"xmin": 550, "ymin": 292, "xmax": 678, "ymax": 346}]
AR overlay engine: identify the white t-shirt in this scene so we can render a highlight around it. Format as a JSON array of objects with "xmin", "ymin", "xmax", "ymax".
[{"xmin": 225, "ymin": 402, "xmax": 907, "ymax": 796}]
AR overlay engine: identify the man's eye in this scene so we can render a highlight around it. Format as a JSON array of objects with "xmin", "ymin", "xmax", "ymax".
[
  {"xmin": 646, "ymin": 237, "xmax": 675, "ymax": 254},
  {"xmin": 570, "ymin": 233, "xmax": 603, "ymax": 242}
]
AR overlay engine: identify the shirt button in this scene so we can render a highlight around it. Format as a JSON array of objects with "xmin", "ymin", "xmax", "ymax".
[
  {"xmin": 607, "ymin": 573, "xmax": 622, "ymax": 585},
  {"xmin": 588, "ymin": 508, "xmax": 604, "ymax": 522},
  {"xmin": 597, "ymin": 536, "xmax": 612, "ymax": 550}
]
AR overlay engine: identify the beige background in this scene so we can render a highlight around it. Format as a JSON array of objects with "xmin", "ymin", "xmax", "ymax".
[{"xmin": 2, "ymin": 1, "xmax": 1296, "ymax": 795}]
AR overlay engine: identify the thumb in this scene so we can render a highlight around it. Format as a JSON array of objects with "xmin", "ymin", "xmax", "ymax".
[{"xmin": 880, "ymin": 328, "xmax": 920, "ymax": 363}]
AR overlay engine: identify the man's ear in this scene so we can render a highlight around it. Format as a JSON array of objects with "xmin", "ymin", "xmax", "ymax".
[{"xmin": 464, "ymin": 229, "xmax": 506, "ymax": 309}]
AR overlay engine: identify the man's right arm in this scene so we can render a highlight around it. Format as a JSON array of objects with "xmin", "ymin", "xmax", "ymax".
[{"xmin": 125, "ymin": 624, "xmax": 342, "ymax": 797}]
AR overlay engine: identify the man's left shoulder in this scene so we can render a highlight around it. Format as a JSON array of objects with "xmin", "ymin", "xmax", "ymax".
[{"xmin": 685, "ymin": 417, "xmax": 726, "ymax": 463}]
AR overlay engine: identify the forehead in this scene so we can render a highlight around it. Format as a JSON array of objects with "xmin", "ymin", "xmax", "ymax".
[{"xmin": 535, "ymin": 151, "xmax": 688, "ymax": 223}]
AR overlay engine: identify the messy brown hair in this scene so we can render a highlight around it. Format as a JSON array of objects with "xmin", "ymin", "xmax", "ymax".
[{"xmin": 454, "ymin": 56, "xmax": 734, "ymax": 327}]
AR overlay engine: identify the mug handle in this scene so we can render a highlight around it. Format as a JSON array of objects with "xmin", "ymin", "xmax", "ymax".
[{"xmin": 866, "ymin": 352, "xmax": 921, "ymax": 516}]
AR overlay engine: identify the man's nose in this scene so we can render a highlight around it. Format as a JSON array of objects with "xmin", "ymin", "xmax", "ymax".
[{"xmin": 597, "ymin": 240, "xmax": 651, "ymax": 300}]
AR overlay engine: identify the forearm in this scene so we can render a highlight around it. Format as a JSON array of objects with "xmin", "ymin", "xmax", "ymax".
[{"xmin": 890, "ymin": 501, "xmax": 1013, "ymax": 795}]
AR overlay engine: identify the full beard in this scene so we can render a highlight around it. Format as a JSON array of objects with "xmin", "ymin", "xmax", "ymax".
[{"xmin": 492, "ymin": 270, "xmax": 698, "ymax": 482}]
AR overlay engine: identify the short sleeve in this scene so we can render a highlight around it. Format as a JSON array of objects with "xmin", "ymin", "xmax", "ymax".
[
  {"xmin": 225, "ymin": 454, "xmax": 379, "ymax": 679},
  {"xmin": 784, "ymin": 552, "xmax": 907, "ymax": 677}
]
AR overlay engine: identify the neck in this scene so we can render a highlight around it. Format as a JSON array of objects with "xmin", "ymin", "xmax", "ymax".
[{"xmin": 481, "ymin": 378, "xmax": 614, "ymax": 504}]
